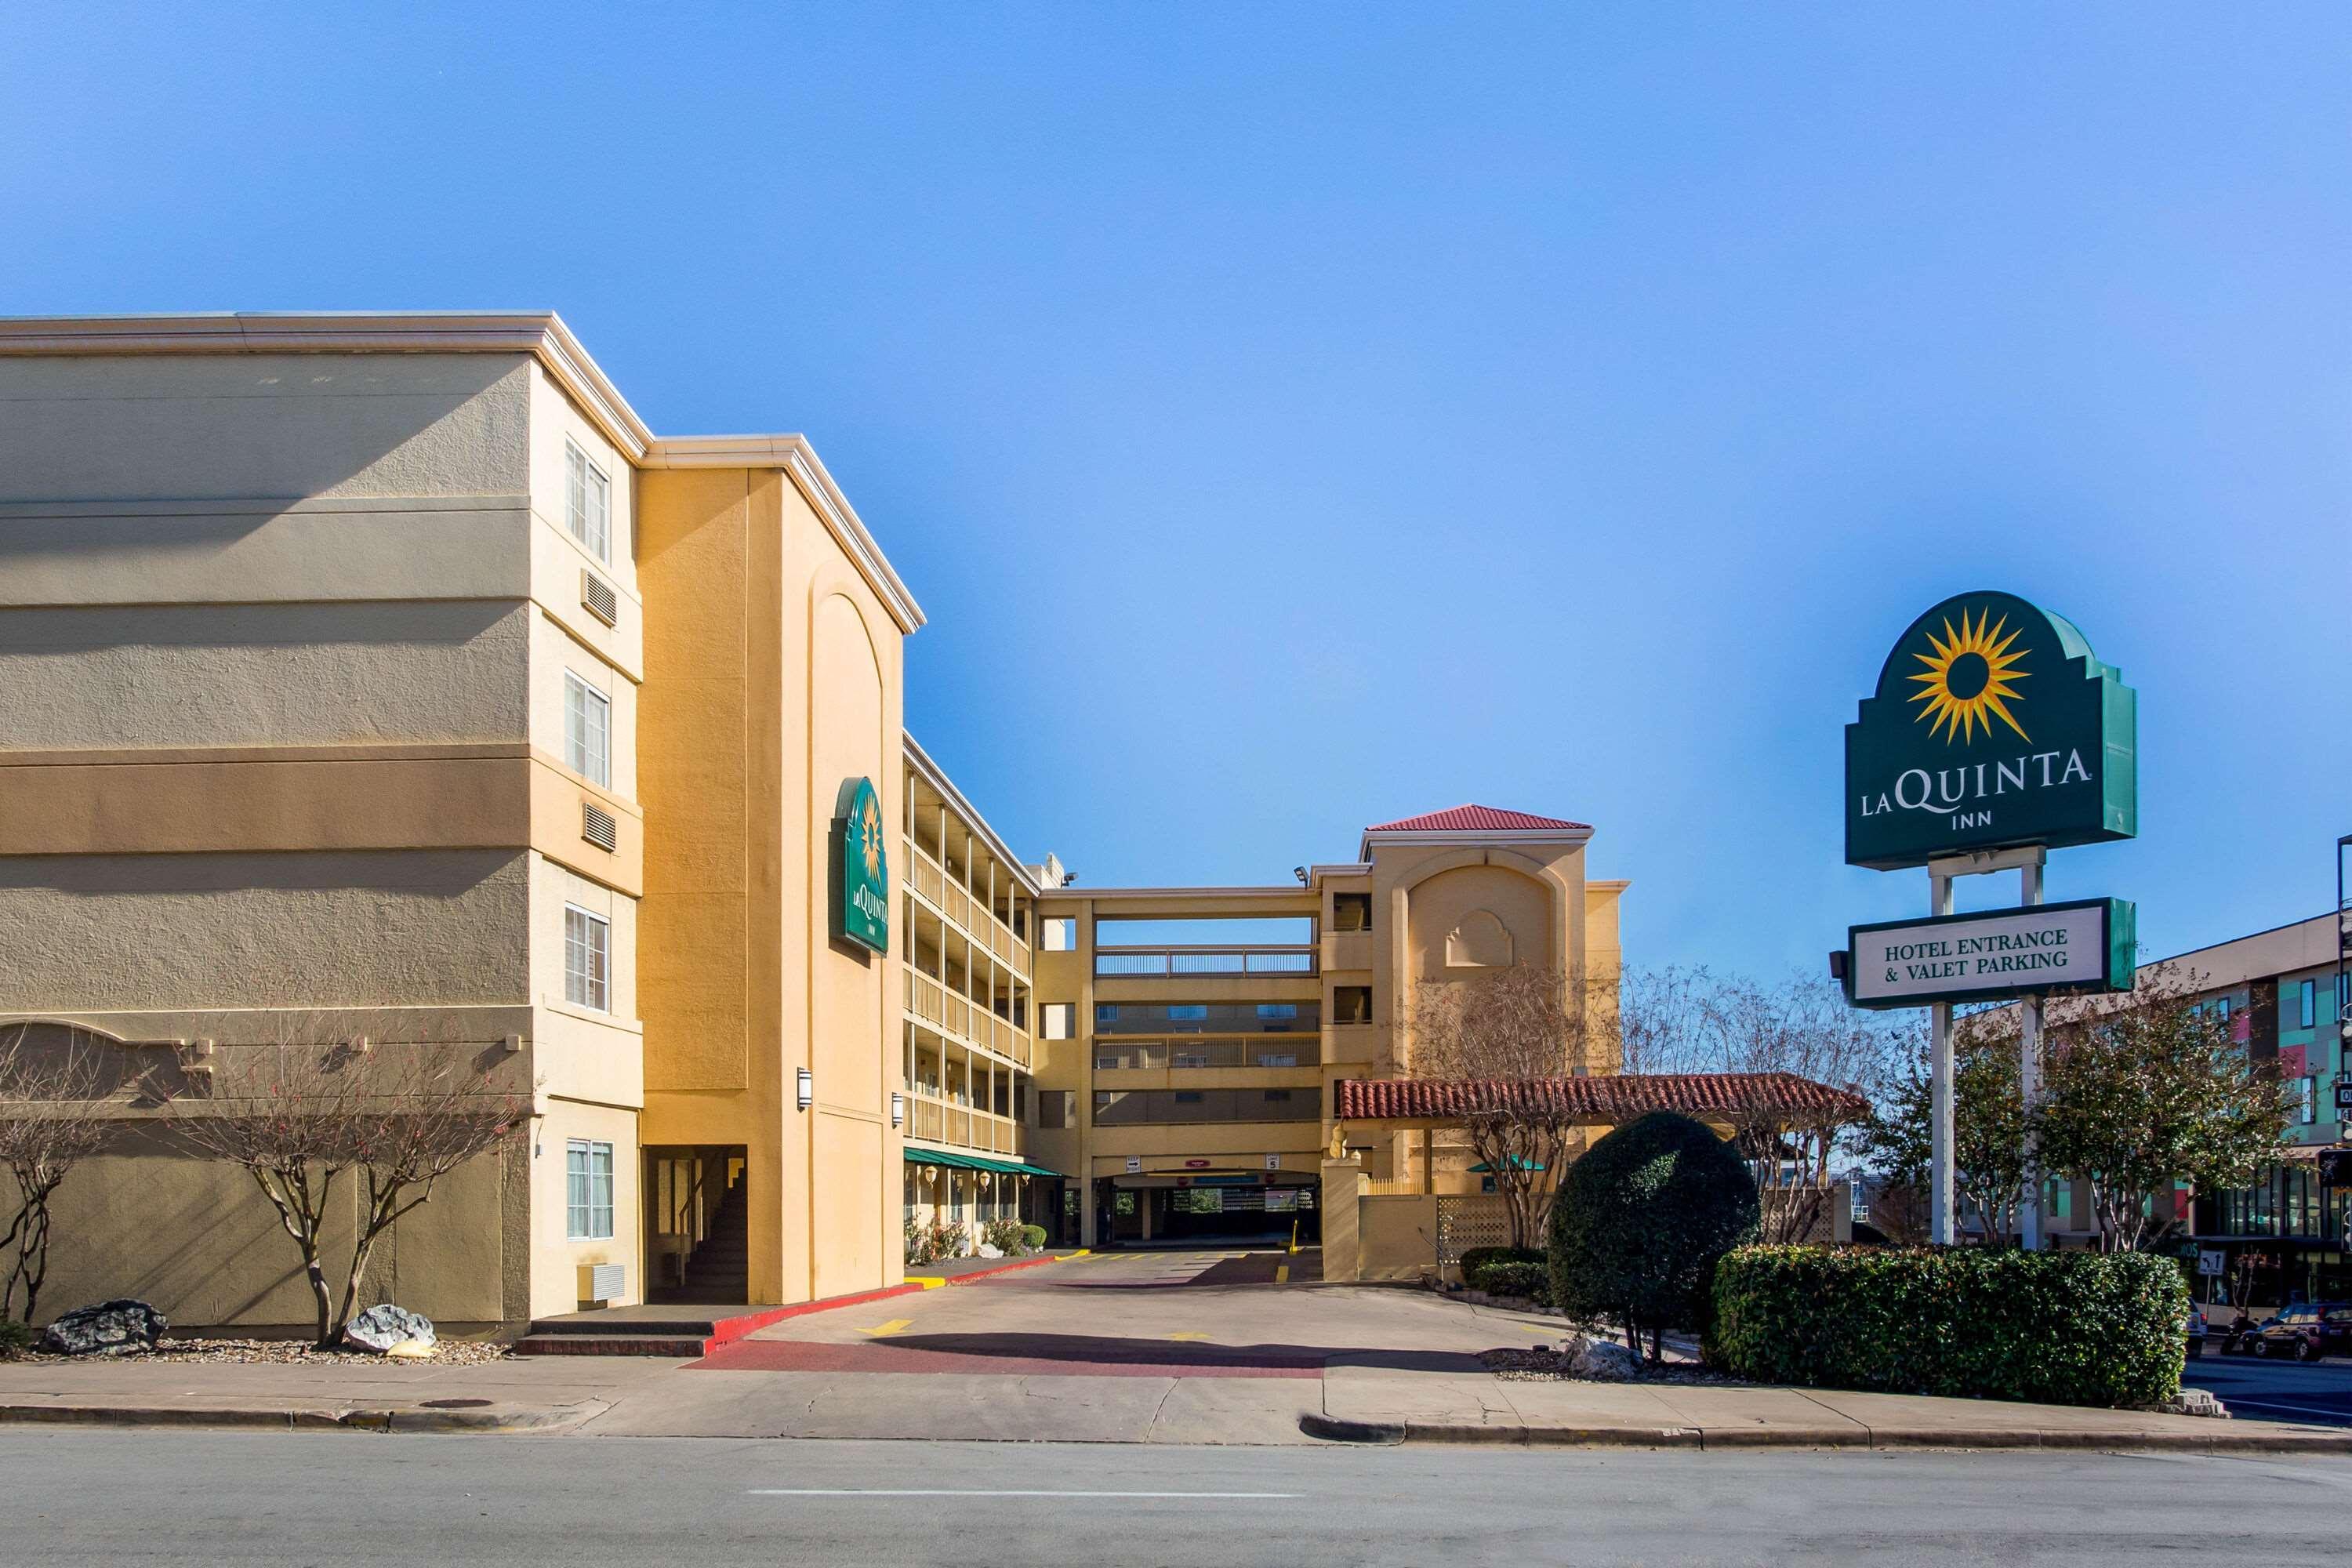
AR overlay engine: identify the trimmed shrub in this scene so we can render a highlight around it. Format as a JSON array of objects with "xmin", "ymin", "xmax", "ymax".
[
  {"xmin": 1548, "ymin": 1111, "xmax": 1759, "ymax": 1356},
  {"xmin": 1459, "ymin": 1246, "xmax": 1544, "ymax": 1284},
  {"xmin": 1019, "ymin": 1224, "xmax": 1049, "ymax": 1252},
  {"xmin": 0, "ymin": 1318, "xmax": 30, "ymax": 1357},
  {"xmin": 1468, "ymin": 1260, "xmax": 1554, "ymax": 1305},
  {"xmin": 1710, "ymin": 1244, "xmax": 2188, "ymax": 1409}
]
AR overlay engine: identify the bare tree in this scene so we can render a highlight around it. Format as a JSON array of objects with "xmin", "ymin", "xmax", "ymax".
[
  {"xmin": 1856, "ymin": 1012, "xmax": 2028, "ymax": 1243},
  {"xmin": 1406, "ymin": 964, "xmax": 1608, "ymax": 1249},
  {"xmin": 1617, "ymin": 967, "xmax": 1891, "ymax": 1243},
  {"xmin": 171, "ymin": 1020, "xmax": 524, "ymax": 1348},
  {"xmin": 0, "ymin": 1025, "xmax": 114, "ymax": 1324}
]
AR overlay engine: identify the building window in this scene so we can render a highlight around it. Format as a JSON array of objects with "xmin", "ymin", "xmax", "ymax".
[
  {"xmin": 564, "ymin": 906, "xmax": 610, "ymax": 1011},
  {"xmin": 1332, "ymin": 893, "xmax": 1371, "ymax": 932},
  {"xmin": 1042, "ymin": 917, "xmax": 1076, "ymax": 952},
  {"xmin": 1041, "ymin": 1003, "xmax": 1074, "ymax": 1040},
  {"xmin": 1256, "ymin": 1004, "xmax": 1298, "ymax": 1022},
  {"xmin": 564, "ymin": 672, "xmax": 611, "ymax": 786},
  {"xmin": 1167, "ymin": 1004, "xmax": 1207, "ymax": 1022},
  {"xmin": 564, "ymin": 440, "xmax": 612, "ymax": 561},
  {"xmin": 1173, "ymin": 1091, "xmax": 1204, "ymax": 1105},
  {"xmin": 1263, "ymin": 1089, "xmax": 1293, "ymax": 1103},
  {"xmin": 2298, "ymin": 978, "xmax": 2317, "ymax": 1029},
  {"xmin": 1096, "ymin": 1004, "xmax": 1120, "ymax": 1024},
  {"xmin": 1334, "ymin": 985, "xmax": 1372, "ymax": 1025},
  {"xmin": 2295, "ymin": 1076, "xmax": 2317, "ymax": 1124},
  {"xmin": 566, "ymin": 1139, "xmax": 615, "ymax": 1240}
]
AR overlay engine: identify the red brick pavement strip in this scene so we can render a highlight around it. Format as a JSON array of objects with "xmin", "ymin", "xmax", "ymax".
[{"xmin": 688, "ymin": 1338, "xmax": 1322, "ymax": 1378}]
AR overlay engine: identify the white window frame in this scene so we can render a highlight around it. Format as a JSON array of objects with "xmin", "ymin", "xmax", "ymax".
[
  {"xmin": 564, "ymin": 439, "xmax": 612, "ymax": 562},
  {"xmin": 564, "ymin": 671, "xmax": 612, "ymax": 787},
  {"xmin": 567, "ymin": 1138, "xmax": 615, "ymax": 1240},
  {"xmin": 564, "ymin": 904, "xmax": 611, "ymax": 1012},
  {"xmin": 1040, "ymin": 1003, "xmax": 1074, "ymax": 1040}
]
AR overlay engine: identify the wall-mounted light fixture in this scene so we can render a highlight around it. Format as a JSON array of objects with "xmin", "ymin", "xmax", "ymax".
[
  {"xmin": 890, "ymin": 1091, "xmax": 906, "ymax": 1128},
  {"xmin": 797, "ymin": 1067, "xmax": 815, "ymax": 1112}
]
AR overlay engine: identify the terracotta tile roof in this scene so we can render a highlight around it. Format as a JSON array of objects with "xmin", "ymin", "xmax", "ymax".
[
  {"xmin": 1334, "ymin": 1072, "xmax": 1870, "ymax": 1125},
  {"xmin": 1364, "ymin": 804, "xmax": 1593, "ymax": 834}
]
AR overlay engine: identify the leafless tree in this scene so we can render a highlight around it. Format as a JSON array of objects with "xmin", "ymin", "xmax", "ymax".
[
  {"xmin": 1617, "ymin": 966, "xmax": 1892, "ymax": 1244},
  {"xmin": 1407, "ymin": 964, "xmax": 1613, "ymax": 1249},
  {"xmin": 0, "ymin": 1025, "xmax": 115, "ymax": 1324},
  {"xmin": 171, "ymin": 1018, "xmax": 524, "ymax": 1348}
]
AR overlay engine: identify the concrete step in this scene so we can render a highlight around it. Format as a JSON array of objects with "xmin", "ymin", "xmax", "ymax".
[{"xmin": 512, "ymin": 1333, "xmax": 711, "ymax": 1357}]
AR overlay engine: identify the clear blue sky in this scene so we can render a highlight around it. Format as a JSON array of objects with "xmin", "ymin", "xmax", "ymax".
[{"xmin": 6, "ymin": 5, "xmax": 2346, "ymax": 976}]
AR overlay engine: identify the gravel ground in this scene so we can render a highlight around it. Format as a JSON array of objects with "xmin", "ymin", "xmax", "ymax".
[{"xmin": 4, "ymin": 1336, "xmax": 509, "ymax": 1366}]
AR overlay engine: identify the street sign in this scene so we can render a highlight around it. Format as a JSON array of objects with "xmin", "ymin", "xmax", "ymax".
[
  {"xmin": 1844, "ymin": 898, "xmax": 2136, "ymax": 1010},
  {"xmin": 1265, "ymin": 1153, "xmax": 1281, "ymax": 1171},
  {"xmin": 1123, "ymin": 1156, "xmax": 1142, "ymax": 1174},
  {"xmin": 2198, "ymin": 1249, "xmax": 2225, "ymax": 1278},
  {"xmin": 2333, "ymin": 1083, "xmax": 2352, "ymax": 1113}
]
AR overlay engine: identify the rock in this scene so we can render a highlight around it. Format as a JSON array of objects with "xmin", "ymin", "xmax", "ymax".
[
  {"xmin": 2160, "ymin": 1388, "xmax": 2229, "ymax": 1419},
  {"xmin": 344, "ymin": 1305, "xmax": 436, "ymax": 1354},
  {"xmin": 383, "ymin": 1339, "xmax": 437, "ymax": 1360},
  {"xmin": 40, "ymin": 1299, "xmax": 166, "ymax": 1356},
  {"xmin": 1564, "ymin": 1333, "xmax": 1643, "ymax": 1381}
]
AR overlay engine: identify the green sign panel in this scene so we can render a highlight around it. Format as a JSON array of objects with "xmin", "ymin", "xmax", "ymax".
[
  {"xmin": 1846, "ymin": 591, "xmax": 2136, "ymax": 870},
  {"xmin": 833, "ymin": 776, "xmax": 890, "ymax": 954}
]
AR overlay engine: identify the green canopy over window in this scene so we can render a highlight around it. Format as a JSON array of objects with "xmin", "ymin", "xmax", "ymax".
[{"xmin": 902, "ymin": 1147, "xmax": 1063, "ymax": 1179}]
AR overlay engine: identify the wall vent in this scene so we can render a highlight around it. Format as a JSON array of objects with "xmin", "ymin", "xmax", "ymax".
[
  {"xmin": 582, "ymin": 802, "xmax": 618, "ymax": 852},
  {"xmin": 579, "ymin": 1262, "xmax": 626, "ymax": 1305},
  {"xmin": 580, "ymin": 568, "xmax": 619, "ymax": 626}
]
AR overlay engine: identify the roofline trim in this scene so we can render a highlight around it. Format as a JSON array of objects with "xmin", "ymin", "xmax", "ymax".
[
  {"xmin": 903, "ymin": 731, "xmax": 1040, "ymax": 898},
  {"xmin": 0, "ymin": 310, "xmax": 925, "ymax": 633},
  {"xmin": 1356, "ymin": 826, "xmax": 1595, "ymax": 859}
]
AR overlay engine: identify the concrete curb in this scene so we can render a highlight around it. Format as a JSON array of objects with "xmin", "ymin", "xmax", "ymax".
[
  {"xmin": 1299, "ymin": 1411, "xmax": 2352, "ymax": 1454},
  {"xmin": 906, "ymin": 1249, "xmax": 1089, "ymax": 1290},
  {"xmin": 0, "ymin": 1401, "xmax": 600, "ymax": 1436}
]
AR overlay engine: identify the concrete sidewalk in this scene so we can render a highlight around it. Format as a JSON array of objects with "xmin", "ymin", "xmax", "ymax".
[{"xmin": 1310, "ymin": 1363, "xmax": 2352, "ymax": 1453}]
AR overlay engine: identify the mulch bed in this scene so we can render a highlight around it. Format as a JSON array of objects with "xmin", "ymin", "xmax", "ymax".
[{"xmin": 3, "ymin": 1336, "xmax": 509, "ymax": 1366}]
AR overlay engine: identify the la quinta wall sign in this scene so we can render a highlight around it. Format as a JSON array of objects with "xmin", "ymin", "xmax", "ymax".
[{"xmin": 1846, "ymin": 591, "xmax": 2136, "ymax": 870}]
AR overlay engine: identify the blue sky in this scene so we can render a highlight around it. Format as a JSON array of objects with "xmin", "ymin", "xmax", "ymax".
[{"xmin": 5, "ymin": 4, "xmax": 2346, "ymax": 976}]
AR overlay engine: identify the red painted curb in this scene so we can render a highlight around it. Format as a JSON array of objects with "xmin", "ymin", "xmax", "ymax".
[{"xmin": 702, "ymin": 1283, "xmax": 927, "ymax": 1349}]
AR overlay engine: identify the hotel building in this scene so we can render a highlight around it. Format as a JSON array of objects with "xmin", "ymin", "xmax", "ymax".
[{"xmin": 0, "ymin": 313, "xmax": 1621, "ymax": 1331}]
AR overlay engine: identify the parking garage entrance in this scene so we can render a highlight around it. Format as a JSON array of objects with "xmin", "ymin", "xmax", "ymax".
[{"xmin": 1098, "ymin": 1174, "xmax": 1320, "ymax": 1247}]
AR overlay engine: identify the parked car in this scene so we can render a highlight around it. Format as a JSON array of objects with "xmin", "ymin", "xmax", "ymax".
[
  {"xmin": 2249, "ymin": 1303, "xmax": 2352, "ymax": 1362},
  {"xmin": 2186, "ymin": 1306, "xmax": 2208, "ymax": 1357}
]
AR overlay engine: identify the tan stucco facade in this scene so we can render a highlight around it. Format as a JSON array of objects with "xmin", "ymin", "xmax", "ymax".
[{"xmin": 0, "ymin": 311, "xmax": 1620, "ymax": 1333}]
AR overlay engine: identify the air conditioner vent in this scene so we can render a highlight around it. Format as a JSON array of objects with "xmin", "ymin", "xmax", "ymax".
[
  {"xmin": 580, "ymin": 568, "xmax": 619, "ymax": 626},
  {"xmin": 582, "ymin": 802, "xmax": 618, "ymax": 852}
]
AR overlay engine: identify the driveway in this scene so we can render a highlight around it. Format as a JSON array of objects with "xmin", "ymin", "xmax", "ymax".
[
  {"xmin": 576, "ymin": 1247, "xmax": 1559, "ymax": 1442},
  {"xmin": 2184, "ymin": 1353, "xmax": 2352, "ymax": 1427}
]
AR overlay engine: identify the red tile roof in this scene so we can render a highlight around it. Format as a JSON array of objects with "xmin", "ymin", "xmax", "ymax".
[
  {"xmin": 1334, "ymin": 1072, "xmax": 1870, "ymax": 1126},
  {"xmin": 1364, "ymin": 804, "xmax": 1592, "ymax": 834}
]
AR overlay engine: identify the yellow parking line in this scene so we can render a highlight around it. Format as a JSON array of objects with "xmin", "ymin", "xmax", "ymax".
[
  {"xmin": 1168, "ymin": 1331, "xmax": 1211, "ymax": 1341},
  {"xmin": 904, "ymin": 1276, "xmax": 949, "ymax": 1289},
  {"xmin": 1275, "ymin": 1264, "xmax": 1290, "ymax": 1284},
  {"xmin": 862, "ymin": 1319, "xmax": 914, "ymax": 1338}
]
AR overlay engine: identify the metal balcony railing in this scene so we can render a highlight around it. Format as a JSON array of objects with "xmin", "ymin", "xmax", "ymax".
[{"xmin": 1093, "ymin": 945, "xmax": 1318, "ymax": 978}]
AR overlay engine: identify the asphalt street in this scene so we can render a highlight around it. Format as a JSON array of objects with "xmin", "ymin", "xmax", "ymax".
[
  {"xmin": 6, "ymin": 1430, "xmax": 2351, "ymax": 1567},
  {"xmin": 2186, "ymin": 1354, "xmax": 2352, "ymax": 1427}
]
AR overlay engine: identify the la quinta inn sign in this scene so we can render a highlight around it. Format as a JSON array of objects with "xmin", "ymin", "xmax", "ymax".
[
  {"xmin": 1846, "ymin": 590, "xmax": 2136, "ymax": 870},
  {"xmin": 833, "ymin": 775, "xmax": 891, "ymax": 954}
]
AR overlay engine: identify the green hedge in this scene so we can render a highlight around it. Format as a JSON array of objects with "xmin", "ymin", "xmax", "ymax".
[
  {"xmin": 1710, "ymin": 1245, "xmax": 2188, "ymax": 1409},
  {"xmin": 1459, "ymin": 1246, "xmax": 1543, "ymax": 1283},
  {"xmin": 1019, "ymin": 1225, "xmax": 1049, "ymax": 1251},
  {"xmin": 0, "ymin": 1318, "xmax": 29, "ymax": 1357},
  {"xmin": 1469, "ymin": 1260, "xmax": 1554, "ymax": 1305}
]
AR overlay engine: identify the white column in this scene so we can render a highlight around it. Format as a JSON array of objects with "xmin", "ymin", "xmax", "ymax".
[
  {"xmin": 1929, "ymin": 869, "xmax": 1956, "ymax": 1246},
  {"xmin": 2018, "ymin": 855, "xmax": 2046, "ymax": 1250}
]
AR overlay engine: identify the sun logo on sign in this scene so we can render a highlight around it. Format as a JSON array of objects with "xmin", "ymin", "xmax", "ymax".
[
  {"xmin": 860, "ymin": 791, "xmax": 884, "ymax": 883},
  {"xmin": 1907, "ymin": 607, "xmax": 2030, "ymax": 743}
]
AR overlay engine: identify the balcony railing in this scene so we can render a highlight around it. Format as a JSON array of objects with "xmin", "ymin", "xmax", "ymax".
[
  {"xmin": 1093, "ymin": 945, "xmax": 1318, "ymax": 978},
  {"xmin": 1091, "ymin": 1038, "xmax": 1317, "ymax": 1070},
  {"xmin": 905, "ymin": 1090, "xmax": 1024, "ymax": 1156},
  {"xmin": 905, "ymin": 838, "xmax": 1030, "ymax": 976},
  {"xmin": 906, "ymin": 968, "xmax": 1033, "ymax": 1069}
]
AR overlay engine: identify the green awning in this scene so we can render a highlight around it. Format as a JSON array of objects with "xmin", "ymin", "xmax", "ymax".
[
  {"xmin": 902, "ymin": 1147, "xmax": 1065, "ymax": 1179},
  {"xmin": 1469, "ymin": 1156, "xmax": 1546, "ymax": 1172}
]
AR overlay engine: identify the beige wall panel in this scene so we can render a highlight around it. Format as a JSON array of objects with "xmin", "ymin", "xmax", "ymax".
[
  {"xmin": 637, "ymin": 896, "xmax": 750, "ymax": 1095},
  {"xmin": 528, "ymin": 364, "xmax": 637, "ymax": 594},
  {"xmin": 0, "ymin": 498, "xmax": 532, "ymax": 610},
  {"xmin": 0, "ymin": 849, "xmax": 531, "ymax": 1011},
  {"xmin": 0, "ymin": 756, "xmax": 532, "ymax": 857},
  {"xmin": 1086, "ymin": 1123, "xmax": 1323, "ymax": 1159},
  {"xmin": 527, "ymin": 759, "xmax": 645, "ymax": 896},
  {"xmin": 1356, "ymin": 1193, "xmax": 1440, "ymax": 1280},
  {"xmin": 18, "ymin": 1125, "xmax": 513, "ymax": 1330},
  {"xmin": 808, "ymin": 590, "xmax": 887, "ymax": 1118},
  {"xmin": 0, "ymin": 354, "xmax": 531, "ymax": 501},
  {"xmin": 532, "ymin": 1003, "xmax": 647, "ymax": 1112},
  {"xmin": 811, "ymin": 1112, "xmax": 884, "ymax": 1298},
  {"xmin": 1403, "ymin": 863, "xmax": 1554, "ymax": 984},
  {"xmin": 532, "ymin": 855, "xmax": 640, "ymax": 1027},
  {"xmin": 0, "ymin": 601, "xmax": 530, "ymax": 750},
  {"xmin": 528, "ymin": 1100, "xmax": 642, "ymax": 1316}
]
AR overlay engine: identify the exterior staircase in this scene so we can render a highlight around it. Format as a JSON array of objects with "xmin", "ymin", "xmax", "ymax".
[{"xmin": 677, "ymin": 1175, "xmax": 748, "ymax": 1302}]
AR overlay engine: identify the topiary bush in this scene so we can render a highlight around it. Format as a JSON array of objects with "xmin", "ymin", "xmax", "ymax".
[
  {"xmin": 1710, "ymin": 1244, "xmax": 2188, "ymax": 1409},
  {"xmin": 1019, "ymin": 1224, "xmax": 1049, "ymax": 1252},
  {"xmin": 1548, "ymin": 1111, "xmax": 1759, "ymax": 1359},
  {"xmin": 1468, "ymin": 1259, "xmax": 1553, "ymax": 1305}
]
